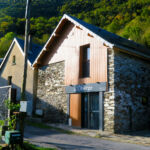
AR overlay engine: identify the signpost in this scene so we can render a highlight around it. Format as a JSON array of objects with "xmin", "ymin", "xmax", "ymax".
[{"xmin": 20, "ymin": 101, "xmax": 28, "ymax": 113}]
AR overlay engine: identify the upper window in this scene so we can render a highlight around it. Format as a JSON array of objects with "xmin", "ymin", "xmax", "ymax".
[
  {"xmin": 79, "ymin": 44, "xmax": 90, "ymax": 78},
  {"xmin": 12, "ymin": 55, "xmax": 16, "ymax": 65}
]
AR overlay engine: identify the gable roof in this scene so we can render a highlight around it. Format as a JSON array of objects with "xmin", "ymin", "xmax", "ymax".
[
  {"xmin": 0, "ymin": 38, "xmax": 42, "ymax": 69},
  {"xmin": 15, "ymin": 38, "xmax": 43, "ymax": 64},
  {"xmin": 33, "ymin": 14, "xmax": 150, "ymax": 67},
  {"xmin": 68, "ymin": 15, "xmax": 150, "ymax": 55},
  {"xmin": 0, "ymin": 58, "xmax": 3, "ymax": 65}
]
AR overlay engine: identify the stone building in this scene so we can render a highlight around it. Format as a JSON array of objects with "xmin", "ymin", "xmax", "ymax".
[
  {"xmin": 0, "ymin": 38, "xmax": 42, "ymax": 115},
  {"xmin": 33, "ymin": 14, "xmax": 150, "ymax": 133}
]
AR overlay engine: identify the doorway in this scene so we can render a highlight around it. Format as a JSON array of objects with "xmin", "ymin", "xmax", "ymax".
[{"xmin": 81, "ymin": 93, "xmax": 99, "ymax": 129}]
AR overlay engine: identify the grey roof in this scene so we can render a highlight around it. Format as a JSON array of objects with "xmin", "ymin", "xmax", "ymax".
[
  {"xmin": 0, "ymin": 58, "xmax": 3, "ymax": 65},
  {"xmin": 33, "ymin": 14, "xmax": 150, "ymax": 67},
  {"xmin": 16, "ymin": 38, "xmax": 43, "ymax": 64},
  {"xmin": 68, "ymin": 15, "xmax": 150, "ymax": 57}
]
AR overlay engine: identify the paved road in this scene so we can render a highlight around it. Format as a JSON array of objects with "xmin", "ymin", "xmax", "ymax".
[{"xmin": 24, "ymin": 126, "xmax": 150, "ymax": 150}]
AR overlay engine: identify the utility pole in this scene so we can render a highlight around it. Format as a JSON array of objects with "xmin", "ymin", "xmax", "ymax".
[
  {"xmin": 21, "ymin": 0, "xmax": 31, "ymax": 100},
  {"xmin": 19, "ymin": 0, "xmax": 31, "ymax": 140}
]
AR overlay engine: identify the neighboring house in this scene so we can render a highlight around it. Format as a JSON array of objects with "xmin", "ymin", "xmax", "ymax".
[
  {"xmin": 33, "ymin": 14, "xmax": 150, "ymax": 133},
  {"xmin": 0, "ymin": 38, "xmax": 42, "ymax": 115},
  {"xmin": 0, "ymin": 58, "xmax": 3, "ymax": 65}
]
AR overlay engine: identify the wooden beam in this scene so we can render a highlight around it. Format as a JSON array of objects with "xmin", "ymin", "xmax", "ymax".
[
  {"xmin": 54, "ymin": 33, "xmax": 60, "ymax": 37},
  {"xmin": 103, "ymin": 43, "xmax": 110, "ymax": 47},
  {"xmin": 76, "ymin": 25, "xmax": 83, "ymax": 30},
  {"xmin": 87, "ymin": 33, "xmax": 94, "ymax": 38}
]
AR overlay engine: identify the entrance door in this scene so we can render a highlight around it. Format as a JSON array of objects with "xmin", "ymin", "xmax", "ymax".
[
  {"xmin": 70, "ymin": 94, "xmax": 81, "ymax": 127},
  {"xmin": 90, "ymin": 93, "xmax": 99, "ymax": 129},
  {"xmin": 82, "ymin": 93, "xmax": 99, "ymax": 129}
]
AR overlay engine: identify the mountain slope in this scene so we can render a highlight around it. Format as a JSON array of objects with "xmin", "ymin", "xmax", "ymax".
[{"xmin": 0, "ymin": 0, "xmax": 150, "ymax": 57}]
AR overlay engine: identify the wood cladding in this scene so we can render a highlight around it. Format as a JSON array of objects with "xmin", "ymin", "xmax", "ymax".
[
  {"xmin": 70, "ymin": 94, "xmax": 81, "ymax": 127},
  {"xmin": 48, "ymin": 22, "xmax": 108, "ymax": 86}
]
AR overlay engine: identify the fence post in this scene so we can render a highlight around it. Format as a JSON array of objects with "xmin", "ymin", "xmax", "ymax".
[{"xmin": 8, "ymin": 86, "xmax": 12, "ymax": 126}]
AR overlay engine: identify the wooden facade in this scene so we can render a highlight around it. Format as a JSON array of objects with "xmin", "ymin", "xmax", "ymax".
[
  {"xmin": 42, "ymin": 22, "xmax": 108, "ymax": 127},
  {"xmin": 33, "ymin": 14, "xmax": 150, "ymax": 131},
  {"xmin": 70, "ymin": 94, "xmax": 81, "ymax": 127},
  {"xmin": 47, "ymin": 22, "xmax": 108, "ymax": 86},
  {"xmin": 36, "ymin": 18, "xmax": 108, "ymax": 128}
]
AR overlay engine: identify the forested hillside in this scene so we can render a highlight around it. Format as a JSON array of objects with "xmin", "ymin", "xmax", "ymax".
[{"xmin": 0, "ymin": 0, "xmax": 150, "ymax": 57}]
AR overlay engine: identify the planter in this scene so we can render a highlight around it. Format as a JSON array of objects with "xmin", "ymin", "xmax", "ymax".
[{"xmin": 1, "ymin": 126, "xmax": 8, "ymax": 136}]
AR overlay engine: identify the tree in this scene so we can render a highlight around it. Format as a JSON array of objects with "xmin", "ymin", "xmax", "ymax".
[{"xmin": 0, "ymin": 32, "xmax": 16, "ymax": 57}]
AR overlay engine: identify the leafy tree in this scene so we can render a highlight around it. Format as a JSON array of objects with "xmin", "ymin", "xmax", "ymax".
[
  {"xmin": 0, "ymin": 32, "xmax": 16, "ymax": 57},
  {"xmin": 0, "ymin": 0, "xmax": 150, "ymax": 57}
]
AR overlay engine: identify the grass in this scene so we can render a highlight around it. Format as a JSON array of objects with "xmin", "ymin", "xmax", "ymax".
[
  {"xmin": 22, "ymin": 142, "xmax": 56, "ymax": 150},
  {"xmin": 0, "ymin": 142, "xmax": 56, "ymax": 150}
]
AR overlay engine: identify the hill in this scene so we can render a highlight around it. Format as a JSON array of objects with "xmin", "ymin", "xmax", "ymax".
[{"xmin": 0, "ymin": 0, "xmax": 150, "ymax": 57}]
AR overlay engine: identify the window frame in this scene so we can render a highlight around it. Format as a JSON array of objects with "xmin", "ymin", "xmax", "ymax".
[
  {"xmin": 12, "ymin": 55, "xmax": 16, "ymax": 65},
  {"xmin": 8, "ymin": 76, "xmax": 12, "ymax": 85},
  {"xmin": 79, "ymin": 44, "xmax": 90, "ymax": 78}
]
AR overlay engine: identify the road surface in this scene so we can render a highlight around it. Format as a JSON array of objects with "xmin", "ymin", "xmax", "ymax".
[{"xmin": 24, "ymin": 126, "xmax": 150, "ymax": 150}]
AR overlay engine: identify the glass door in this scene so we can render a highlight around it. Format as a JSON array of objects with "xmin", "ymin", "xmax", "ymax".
[
  {"xmin": 81, "ymin": 93, "xmax": 88, "ymax": 128},
  {"xmin": 89, "ymin": 93, "xmax": 99, "ymax": 129},
  {"xmin": 82, "ymin": 93, "xmax": 99, "ymax": 129}
]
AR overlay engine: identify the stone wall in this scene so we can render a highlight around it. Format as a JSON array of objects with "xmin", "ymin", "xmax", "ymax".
[
  {"xmin": 37, "ymin": 61, "xmax": 67, "ymax": 123},
  {"xmin": 104, "ymin": 48, "xmax": 115, "ymax": 132},
  {"xmin": 104, "ymin": 48, "xmax": 150, "ymax": 133},
  {"xmin": 0, "ymin": 87, "xmax": 10, "ymax": 121}
]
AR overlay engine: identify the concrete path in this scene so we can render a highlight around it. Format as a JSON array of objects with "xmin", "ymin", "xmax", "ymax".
[
  {"xmin": 49, "ymin": 123, "xmax": 150, "ymax": 146},
  {"xmin": 24, "ymin": 126, "xmax": 150, "ymax": 150}
]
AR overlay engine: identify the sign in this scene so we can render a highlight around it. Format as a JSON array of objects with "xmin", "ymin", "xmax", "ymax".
[
  {"xmin": 20, "ymin": 101, "xmax": 27, "ymax": 112},
  {"xmin": 66, "ymin": 82, "xmax": 107, "ymax": 93}
]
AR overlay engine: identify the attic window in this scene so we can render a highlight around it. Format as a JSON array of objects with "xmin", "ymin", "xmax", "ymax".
[
  {"xmin": 79, "ymin": 44, "xmax": 90, "ymax": 78},
  {"xmin": 12, "ymin": 55, "xmax": 16, "ymax": 65}
]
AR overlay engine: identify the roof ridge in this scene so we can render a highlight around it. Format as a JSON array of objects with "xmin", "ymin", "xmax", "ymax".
[{"xmin": 66, "ymin": 14, "xmax": 149, "ymax": 49}]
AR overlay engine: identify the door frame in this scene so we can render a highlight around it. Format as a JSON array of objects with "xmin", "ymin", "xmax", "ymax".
[
  {"xmin": 81, "ymin": 92, "xmax": 102, "ymax": 130},
  {"xmin": 66, "ymin": 82, "xmax": 105, "ymax": 131}
]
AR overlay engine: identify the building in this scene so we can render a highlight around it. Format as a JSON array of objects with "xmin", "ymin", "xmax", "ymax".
[
  {"xmin": 0, "ymin": 58, "xmax": 3, "ymax": 65},
  {"xmin": 33, "ymin": 14, "xmax": 150, "ymax": 133},
  {"xmin": 0, "ymin": 37, "xmax": 42, "ymax": 115}
]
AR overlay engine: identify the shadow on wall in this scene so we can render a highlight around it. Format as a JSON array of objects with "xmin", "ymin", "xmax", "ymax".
[
  {"xmin": 36, "ymin": 97, "xmax": 68, "ymax": 124},
  {"xmin": 0, "ymin": 76, "xmax": 68, "ymax": 123},
  {"xmin": 36, "ymin": 61, "xmax": 68, "ymax": 124},
  {"xmin": 0, "ymin": 77, "xmax": 33, "ymax": 115},
  {"xmin": 112, "ymin": 50, "xmax": 150, "ymax": 134}
]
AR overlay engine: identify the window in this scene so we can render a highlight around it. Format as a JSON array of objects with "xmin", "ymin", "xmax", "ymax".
[
  {"xmin": 12, "ymin": 55, "xmax": 16, "ymax": 65},
  {"xmin": 79, "ymin": 44, "xmax": 90, "ymax": 78},
  {"xmin": 8, "ymin": 76, "xmax": 12, "ymax": 85}
]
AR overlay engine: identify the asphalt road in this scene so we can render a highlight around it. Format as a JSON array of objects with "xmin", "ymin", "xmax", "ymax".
[{"xmin": 24, "ymin": 126, "xmax": 150, "ymax": 150}]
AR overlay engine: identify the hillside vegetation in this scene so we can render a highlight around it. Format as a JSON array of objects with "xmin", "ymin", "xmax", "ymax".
[{"xmin": 0, "ymin": 0, "xmax": 150, "ymax": 57}]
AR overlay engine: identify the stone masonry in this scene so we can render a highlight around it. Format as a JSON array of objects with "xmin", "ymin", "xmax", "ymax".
[
  {"xmin": 37, "ymin": 61, "xmax": 67, "ymax": 123},
  {"xmin": 0, "ymin": 87, "xmax": 10, "ymax": 121},
  {"xmin": 104, "ymin": 48, "xmax": 150, "ymax": 133}
]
